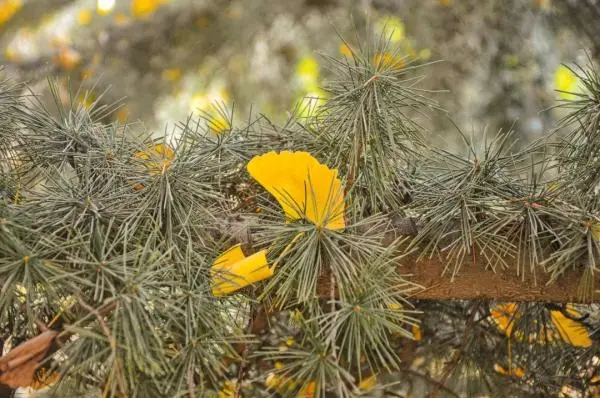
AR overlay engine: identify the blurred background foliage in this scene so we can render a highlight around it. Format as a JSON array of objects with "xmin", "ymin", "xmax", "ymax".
[
  {"xmin": 3, "ymin": 1, "xmax": 600, "ymax": 397},
  {"xmin": 0, "ymin": 0, "xmax": 596, "ymax": 146}
]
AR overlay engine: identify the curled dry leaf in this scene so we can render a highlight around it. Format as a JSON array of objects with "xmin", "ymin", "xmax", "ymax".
[{"xmin": 0, "ymin": 330, "xmax": 58, "ymax": 389}]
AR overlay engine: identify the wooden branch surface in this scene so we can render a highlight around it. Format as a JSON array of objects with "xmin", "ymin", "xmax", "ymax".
[{"xmin": 318, "ymin": 250, "xmax": 598, "ymax": 303}]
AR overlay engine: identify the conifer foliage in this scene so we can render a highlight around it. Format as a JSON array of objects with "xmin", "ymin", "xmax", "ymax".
[{"xmin": 0, "ymin": 37, "xmax": 599, "ymax": 397}]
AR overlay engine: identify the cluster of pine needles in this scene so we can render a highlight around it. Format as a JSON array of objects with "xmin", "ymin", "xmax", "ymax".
[{"xmin": 0, "ymin": 35, "xmax": 599, "ymax": 397}]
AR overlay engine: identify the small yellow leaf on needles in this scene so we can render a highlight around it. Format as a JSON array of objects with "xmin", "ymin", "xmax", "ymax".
[
  {"xmin": 211, "ymin": 244, "xmax": 273, "ymax": 296},
  {"xmin": 133, "ymin": 143, "xmax": 175, "ymax": 176}
]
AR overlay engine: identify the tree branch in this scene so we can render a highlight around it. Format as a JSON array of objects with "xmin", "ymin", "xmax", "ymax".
[{"xmin": 318, "ymin": 251, "xmax": 598, "ymax": 303}]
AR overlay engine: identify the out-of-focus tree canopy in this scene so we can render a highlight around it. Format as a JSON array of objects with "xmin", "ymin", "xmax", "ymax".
[{"xmin": 0, "ymin": 0, "xmax": 594, "ymax": 143}]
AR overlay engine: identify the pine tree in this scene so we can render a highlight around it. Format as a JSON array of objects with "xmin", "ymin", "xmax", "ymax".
[{"xmin": 0, "ymin": 31, "xmax": 599, "ymax": 397}]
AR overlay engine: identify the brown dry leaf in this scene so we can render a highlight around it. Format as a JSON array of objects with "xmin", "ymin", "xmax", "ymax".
[{"xmin": 0, "ymin": 330, "xmax": 58, "ymax": 388}]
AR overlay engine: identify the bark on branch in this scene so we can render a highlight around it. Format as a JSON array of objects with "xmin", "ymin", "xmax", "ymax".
[{"xmin": 317, "ymin": 250, "xmax": 599, "ymax": 303}]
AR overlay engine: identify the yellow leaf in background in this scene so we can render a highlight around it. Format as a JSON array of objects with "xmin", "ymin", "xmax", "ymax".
[
  {"xmin": 207, "ymin": 114, "xmax": 231, "ymax": 135},
  {"xmin": 554, "ymin": 65, "xmax": 580, "ymax": 100},
  {"xmin": 4, "ymin": 47, "xmax": 19, "ymax": 62},
  {"xmin": 550, "ymin": 308, "xmax": 592, "ymax": 348},
  {"xmin": 77, "ymin": 9, "xmax": 93, "ymax": 26},
  {"xmin": 358, "ymin": 375, "xmax": 377, "ymax": 390},
  {"xmin": 490, "ymin": 302, "xmax": 591, "ymax": 348},
  {"xmin": 376, "ymin": 16, "xmax": 405, "ymax": 43},
  {"xmin": 412, "ymin": 324, "xmax": 422, "ymax": 341},
  {"xmin": 97, "ymin": 0, "xmax": 115, "ymax": 15},
  {"xmin": 535, "ymin": 0, "xmax": 551, "ymax": 10},
  {"xmin": 161, "ymin": 67, "xmax": 181, "ymax": 82},
  {"xmin": 265, "ymin": 372, "xmax": 284, "ymax": 390},
  {"xmin": 78, "ymin": 91, "xmax": 96, "ymax": 110},
  {"xmin": 247, "ymin": 151, "xmax": 345, "ymax": 230},
  {"xmin": 14, "ymin": 283, "xmax": 27, "ymax": 303},
  {"xmin": 339, "ymin": 43, "xmax": 353, "ymax": 57},
  {"xmin": 296, "ymin": 56, "xmax": 319, "ymax": 80},
  {"xmin": 294, "ymin": 90, "xmax": 326, "ymax": 118},
  {"xmin": 298, "ymin": 381, "xmax": 316, "ymax": 398},
  {"xmin": 296, "ymin": 56, "xmax": 320, "ymax": 90},
  {"xmin": 490, "ymin": 302, "xmax": 519, "ymax": 336},
  {"xmin": 211, "ymin": 244, "xmax": 272, "ymax": 296},
  {"xmin": 494, "ymin": 363, "xmax": 525, "ymax": 379},
  {"xmin": 189, "ymin": 87, "xmax": 230, "ymax": 113},
  {"xmin": 372, "ymin": 52, "xmax": 405, "ymax": 70},
  {"xmin": 54, "ymin": 48, "xmax": 82, "ymax": 71},
  {"xmin": 114, "ymin": 12, "xmax": 130, "ymax": 25},
  {"xmin": 133, "ymin": 143, "xmax": 175, "ymax": 177},
  {"xmin": 0, "ymin": 0, "xmax": 22, "ymax": 26},
  {"xmin": 218, "ymin": 380, "xmax": 236, "ymax": 398},
  {"xmin": 419, "ymin": 48, "xmax": 432, "ymax": 61},
  {"xmin": 132, "ymin": 0, "xmax": 165, "ymax": 18},
  {"xmin": 116, "ymin": 107, "xmax": 130, "ymax": 123}
]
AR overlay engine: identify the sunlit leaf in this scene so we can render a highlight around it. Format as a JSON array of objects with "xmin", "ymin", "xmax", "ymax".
[
  {"xmin": 211, "ymin": 244, "xmax": 272, "ymax": 296},
  {"xmin": 247, "ymin": 151, "xmax": 345, "ymax": 230}
]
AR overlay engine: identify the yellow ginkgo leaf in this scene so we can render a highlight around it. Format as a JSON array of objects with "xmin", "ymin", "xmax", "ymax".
[
  {"xmin": 211, "ymin": 244, "xmax": 273, "ymax": 296},
  {"xmin": 247, "ymin": 151, "xmax": 345, "ymax": 230},
  {"xmin": 550, "ymin": 308, "xmax": 592, "ymax": 348}
]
